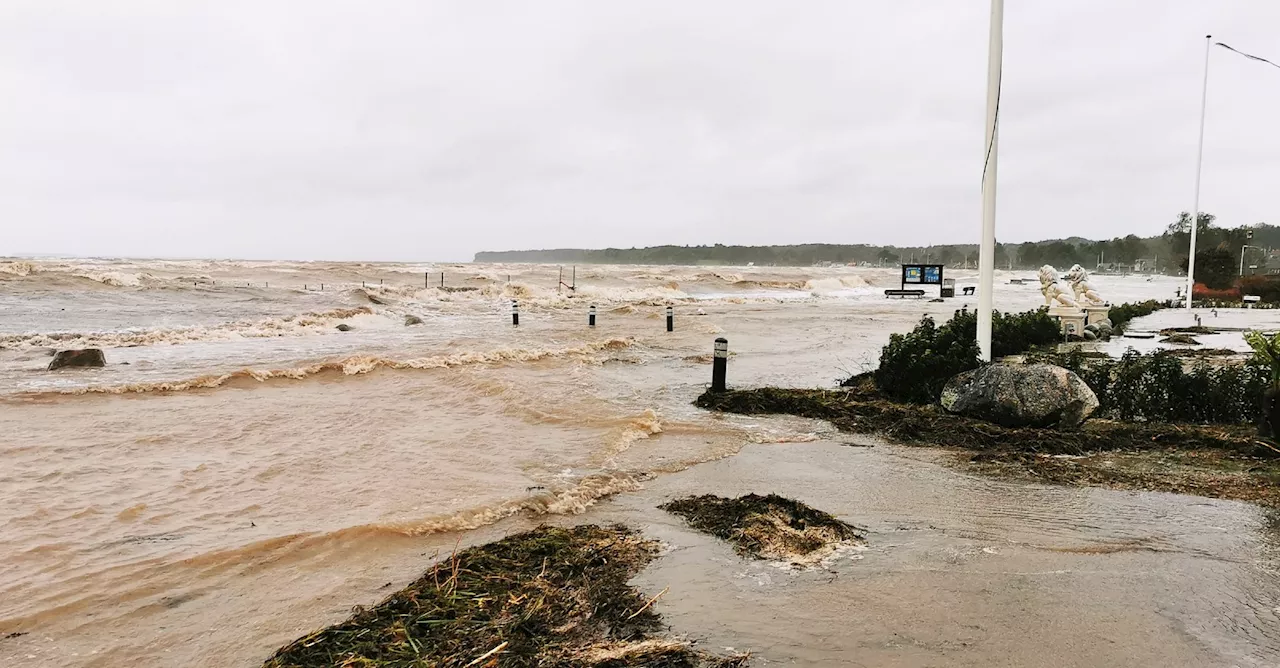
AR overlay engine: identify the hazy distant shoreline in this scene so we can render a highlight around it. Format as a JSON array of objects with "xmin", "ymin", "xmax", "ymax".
[{"xmin": 474, "ymin": 236, "xmax": 1177, "ymax": 271}]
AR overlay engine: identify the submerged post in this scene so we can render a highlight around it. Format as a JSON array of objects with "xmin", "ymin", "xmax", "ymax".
[
  {"xmin": 512, "ymin": 301, "xmax": 519, "ymax": 326},
  {"xmin": 666, "ymin": 306, "xmax": 674, "ymax": 332},
  {"xmin": 711, "ymin": 338, "xmax": 728, "ymax": 392},
  {"xmin": 588, "ymin": 305, "xmax": 596, "ymax": 327}
]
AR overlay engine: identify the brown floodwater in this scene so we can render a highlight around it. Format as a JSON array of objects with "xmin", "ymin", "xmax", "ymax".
[{"xmin": 2, "ymin": 258, "xmax": 1278, "ymax": 666}]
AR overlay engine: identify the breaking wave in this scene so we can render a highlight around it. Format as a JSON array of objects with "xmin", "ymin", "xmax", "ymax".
[
  {"xmin": 0, "ymin": 260, "xmax": 39, "ymax": 276},
  {"xmin": 22, "ymin": 337, "xmax": 635, "ymax": 396},
  {"xmin": 0, "ymin": 307, "xmax": 375, "ymax": 350},
  {"xmin": 804, "ymin": 276, "xmax": 875, "ymax": 293},
  {"xmin": 376, "ymin": 471, "xmax": 643, "ymax": 536}
]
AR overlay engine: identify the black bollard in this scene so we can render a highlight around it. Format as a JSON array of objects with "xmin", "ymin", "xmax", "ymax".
[
  {"xmin": 512, "ymin": 301, "xmax": 519, "ymax": 326},
  {"xmin": 666, "ymin": 306, "xmax": 674, "ymax": 332},
  {"xmin": 425, "ymin": 272, "xmax": 429, "ymax": 288},
  {"xmin": 588, "ymin": 305, "xmax": 596, "ymax": 328},
  {"xmin": 711, "ymin": 338, "xmax": 728, "ymax": 392}
]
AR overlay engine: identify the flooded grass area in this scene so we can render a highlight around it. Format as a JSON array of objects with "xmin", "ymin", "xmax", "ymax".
[
  {"xmin": 696, "ymin": 387, "xmax": 1280, "ymax": 505},
  {"xmin": 659, "ymin": 494, "xmax": 863, "ymax": 564},
  {"xmin": 964, "ymin": 448, "xmax": 1280, "ymax": 505},
  {"xmin": 262, "ymin": 525, "xmax": 746, "ymax": 668}
]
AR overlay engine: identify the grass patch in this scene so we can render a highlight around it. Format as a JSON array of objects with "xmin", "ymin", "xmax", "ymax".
[
  {"xmin": 263, "ymin": 525, "xmax": 747, "ymax": 668},
  {"xmin": 964, "ymin": 450, "xmax": 1280, "ymax": 506},
  {"xmin": 660, "ymin": 494, "xmax": 863, "ymax": 564},
  {"xmin": 695, "ymin": 388, "xmax": 1272, "ymax": 457},
  {"xmin": 694, "ymin": 387, "xmax": 1280, "ymax": 505}
]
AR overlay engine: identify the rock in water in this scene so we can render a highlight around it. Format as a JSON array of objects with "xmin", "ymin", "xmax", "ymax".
[
  {"xmin": 335, "ymin": 324, "xmax": 353, "ymax": 332},
  {"xmin": 48, "ymin": 349, "xmax": 106, "ymax": 370},
  {"xmin": 404, "ymin": 315, "xmax": 423, "ymax": 326},
  {"xmin": 940, "ymin": 362, "xmax": 1098, "ymax": 428}
]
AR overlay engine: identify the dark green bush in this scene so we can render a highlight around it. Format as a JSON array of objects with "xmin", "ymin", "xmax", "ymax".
[
  {"xmin": 1045, "ymin": 348, "xmax": 1265, "ymax": 424},
  {"xmin": 872, "ymin": 308, "xmax": 1061, "ymax": 404},
  {"xmin": 1108, "ymin": 300, "xmax": 1163, "ymax": 333}
]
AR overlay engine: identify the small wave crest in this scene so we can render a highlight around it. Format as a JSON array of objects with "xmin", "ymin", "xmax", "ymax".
[
  {"xmin": 23, "ymin": 337, "xmax": 636, "ymax": 397},
  {"xmin": 0, "ymin": 307, "xmax": 375, "ymax": 350},
  {"xmin": 377, "ymin": 471, "xmax": 643, "ymax": 536},
  {"xmin": 0, "ymin": 260, "xmax": 39, "ymax": 276}
]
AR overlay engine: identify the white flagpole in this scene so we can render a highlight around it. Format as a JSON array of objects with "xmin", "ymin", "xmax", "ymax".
[
  {"xmin": 1186, "ymin": 35, "xmax": 1212, "ymax": 310},
  {"xmin": 977, "ymin": 0, "xmax": 1003, "ymax": 361}
]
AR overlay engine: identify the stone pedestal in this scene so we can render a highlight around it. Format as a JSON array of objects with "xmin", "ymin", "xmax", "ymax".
[
  {"xmin": 1048, "ymin": 306, "xmax": 1087, "ymax": 337},
  {"xmin": 1083, "ymin": 306, "xmax": 1110, "ymax": 326}
]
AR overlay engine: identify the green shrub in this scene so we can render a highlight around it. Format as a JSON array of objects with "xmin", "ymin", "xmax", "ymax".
[
  {"xmin": 872, "ymin": 308, "xmax": 1060, "ymax": 404},
  {"xmin": 1244, "ymin": 330, "xmax": 1280, "ymax": 391},
  {"xmin": 1108, "ymin": 300, "xmax": 1163, "ymax": 333},
  {"xmin": 869, "ymin": 303, "xmax": 1178, "ymax": 406},
  {"xmin": 873, "ymin": 313, "xmax": 979, "ymax": 404},
  {"xmin": 1044, "ymin": 348, "xmax": 1265, "ymax": 424}
]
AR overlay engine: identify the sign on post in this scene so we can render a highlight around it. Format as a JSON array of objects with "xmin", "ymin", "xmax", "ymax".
[{"xmin": 901, "ymin": 264, "xmax": 945, "ymax": 291}]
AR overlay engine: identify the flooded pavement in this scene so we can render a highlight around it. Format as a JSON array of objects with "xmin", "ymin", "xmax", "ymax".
[{"xmin": 592, "ymin": 440, "xmax": 1280, "ymax": 667}]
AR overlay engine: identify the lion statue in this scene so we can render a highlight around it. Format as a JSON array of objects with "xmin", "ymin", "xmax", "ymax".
[
  {"xmin": 1038, "ymin": 265, "xmax": 1078, "ymax": 308},
  {"xmin": 1065, "ymin": 264, "xmax": 1105, "ymax": 305}
]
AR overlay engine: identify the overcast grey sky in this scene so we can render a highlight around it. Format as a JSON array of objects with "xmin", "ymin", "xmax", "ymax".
[{"xmin": 2, "ymin": 1, "xmax": 1278, "ymax": 261}]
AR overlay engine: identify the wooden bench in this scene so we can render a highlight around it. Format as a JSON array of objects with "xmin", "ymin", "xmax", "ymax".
[
  {"xmin": 962, "ymin": 286, "xmax": 975, "ymax": 296},
  {"xmin": 884, "ymin": 289, "xmax": 926, "ymax": 299}
]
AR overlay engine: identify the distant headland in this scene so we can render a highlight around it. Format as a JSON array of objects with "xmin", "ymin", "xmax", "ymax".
[{"xmin": 474, "ymin": 213, "xmax": 1276, "ymax": 275}]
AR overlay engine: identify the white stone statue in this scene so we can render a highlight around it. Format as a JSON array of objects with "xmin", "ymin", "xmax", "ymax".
[
  {"xmin": 1065, "ymin": 264, "xmax": 1105, "ymax": 305},
  {"xmin": 1038, "ymin": 265, "xmax": 1079, "ymax": 308}
]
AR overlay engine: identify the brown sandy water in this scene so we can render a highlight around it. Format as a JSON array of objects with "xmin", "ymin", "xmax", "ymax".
[{"xmin": 3, "ymin": 258, "xmax": 1279, "ymax": 666}]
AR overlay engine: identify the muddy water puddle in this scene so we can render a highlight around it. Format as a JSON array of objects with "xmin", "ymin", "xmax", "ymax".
[{"xmin": 588, "ymin": 440, "xmax": 1280, "ymax": 667}]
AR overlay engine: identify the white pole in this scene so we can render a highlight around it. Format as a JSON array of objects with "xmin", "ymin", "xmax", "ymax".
[
  {"xmin": 977, "ymin": 0, "xmax": 1003, "ymax": 362},
  {"xmin": 1186, "ymin": 34, "xmax": 1212, "ymax": 310}
]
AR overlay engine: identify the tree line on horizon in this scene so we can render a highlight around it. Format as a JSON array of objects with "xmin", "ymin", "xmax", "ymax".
[{"xmin": 474, "ymin": 212, "xmax": 1276, "ymax": 275}]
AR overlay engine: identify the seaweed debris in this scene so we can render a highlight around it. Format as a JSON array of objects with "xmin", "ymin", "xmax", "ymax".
[
  {"xmin": 660, "ymin": 494, "xmax": 863, "ymax": 564},
  {"xmin": 263, "ymin": 525, "xmax": 747, "ymax": 668},
  {"xmin": 1162, "ymin": 348, "xmax": 1239, "ymax": 358},
  {"xmin": 1159, "ymin": 326, "xmax": 1216, "ymax": 335},
  {"xmin": 1159, "ymin": 333, "xmax": 1201, "ymax": 345},
  {"xmin": 694, "ymin": 388, "xmax": 1274, "ymax": 458}
]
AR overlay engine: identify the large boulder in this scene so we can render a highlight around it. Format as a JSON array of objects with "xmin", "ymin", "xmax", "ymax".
[
  {"xmin": 940, "ymin": 362, "xmax": 1098, "ymax": 428},
  {"xmin": 48, "ymin": 349, "xmax": 106, "ymax": 370}
]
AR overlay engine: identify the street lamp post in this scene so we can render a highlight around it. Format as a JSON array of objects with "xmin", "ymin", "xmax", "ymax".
[
  {"xmin": 1186, "ymin": 35, "xmax": 1212, "ymax": 311},
  {"xmin": 976, "ymin": 0, "xmax": 1003, "ymax": 362}
]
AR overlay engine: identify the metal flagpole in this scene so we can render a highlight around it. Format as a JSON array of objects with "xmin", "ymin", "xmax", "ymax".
[
  {"xmin": 977, "ymin": 0, "xmax": 1003, "ymax": 362},
  {"xmin": 1186, "ymin": 35, "xmax": 1212, "ymax": 310}
]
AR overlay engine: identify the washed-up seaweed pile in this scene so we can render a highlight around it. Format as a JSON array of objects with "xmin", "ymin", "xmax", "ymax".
[
  {"xmin": 263, "ymin": 525, "xmax": 747, "ymax": 668},
  {"xmin": 660, "ymin": 494, "xmax": 863, "ymax": 564},
  {"xmin": 694, "ymin": 387, "xmax": 1272, "ymax": 458}
]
